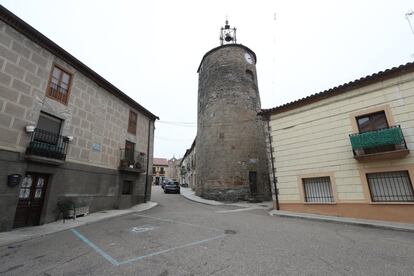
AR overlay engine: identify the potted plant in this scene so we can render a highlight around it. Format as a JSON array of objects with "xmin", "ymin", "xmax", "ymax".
[{"xmin": 120, "ymin": 158, "xmax": 129, "ymax": 168}]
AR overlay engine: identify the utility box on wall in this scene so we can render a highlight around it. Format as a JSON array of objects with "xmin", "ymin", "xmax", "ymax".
[{"xmin": 7, "ymin": 174, "xmax": 22, "ymax": 187}]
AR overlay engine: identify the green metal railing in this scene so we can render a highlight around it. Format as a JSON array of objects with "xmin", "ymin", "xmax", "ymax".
[{"xmin": 349, "ymin": 125, "xmax": 407, "ymax": 154}]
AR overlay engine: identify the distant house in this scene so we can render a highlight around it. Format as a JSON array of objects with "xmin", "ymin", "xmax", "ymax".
[
  {"xmin": 0, "ymin": 6, "xmax": 158, "ymax": 231},
  {"xmin": 260, "ymin": 62, "xmax": 414, "ymax": 223},
  {"xmin": 180, "ymin": 138, "xmax": 196, "ymax": 189},
  {"xmin": 152, "ymin": 158, "xmax": 168, "ymax": 185}
]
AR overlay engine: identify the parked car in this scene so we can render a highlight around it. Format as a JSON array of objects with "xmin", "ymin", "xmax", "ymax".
[
  {"xmin": 164, "ymin": 181, "xmax": 180, "ymax": 194},
  {"xmin": 161, "ymin": 178, "xmax": 170, "ymax": 189}
]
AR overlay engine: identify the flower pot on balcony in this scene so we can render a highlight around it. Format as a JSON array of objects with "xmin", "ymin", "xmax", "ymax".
[
  {"xmin": 25, "ymin": 125, "xmax": 35, "ymax": 133},
  {"xmin": 120, "ymin": 159, "xmax": 129, "ymax": 168}
]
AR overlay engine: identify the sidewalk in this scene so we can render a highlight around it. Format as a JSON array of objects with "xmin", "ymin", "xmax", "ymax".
[
  {"xmin": 269, "ymin": 210, "xmax": 414, "ymax": 233},
  {"xmin": 180, "ymin": 187, "xmax": 273, "ymax": 209},
  {"xmin": 0, "ymin": 202, "xmax": 158, "ymax": 247},
  {"xmin": 180, "ymin": 187, "xmax": 414, "ymax": 233}
]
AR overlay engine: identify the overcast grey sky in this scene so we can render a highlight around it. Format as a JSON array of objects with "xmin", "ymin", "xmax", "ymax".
[{"xmin": 2, "ymin": 0, "xmax": 414, "ymax": 159}]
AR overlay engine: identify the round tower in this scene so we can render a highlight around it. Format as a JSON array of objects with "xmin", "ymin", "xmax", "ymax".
[{"xmin": 196, "ymin": 20, "xmax": 270, "ymax": 201}]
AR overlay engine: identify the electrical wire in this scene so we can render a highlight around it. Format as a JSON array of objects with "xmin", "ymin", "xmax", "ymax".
[
  {"xmin": 157, "ymin": 118, "xmax": 263, "ymax": 128},
  {"xmin": 155, "ymin": 136, "xmax": 193, "ymax": 141}
]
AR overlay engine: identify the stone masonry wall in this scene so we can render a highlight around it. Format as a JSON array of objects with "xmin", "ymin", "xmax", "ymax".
[
  {"xmin": 197, "ymin": 45, "xmax": 270, "ymax": 201},
  {"xmin": 0, "ymin": 20, "xmax": 153, "ymax": 170}
]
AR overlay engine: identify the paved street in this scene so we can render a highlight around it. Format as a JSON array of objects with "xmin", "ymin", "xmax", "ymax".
[{"xmin": 1, "ymin": 186, "xmax": 414, "ymax": 275}]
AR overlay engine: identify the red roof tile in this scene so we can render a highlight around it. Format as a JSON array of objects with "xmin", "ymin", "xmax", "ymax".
[
  {"xmin": 259, "ymin": 62, "xmax": 414, "ymax": 116},
  {"xmin": 153, "ymin": 158, "xmax": 168, "ymax": 166}
]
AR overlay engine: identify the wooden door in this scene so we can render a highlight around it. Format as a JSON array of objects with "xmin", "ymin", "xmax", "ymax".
[
  {"xmin": 125, "ymin": 140, "xmax": 135, "ymax": 164},
  {"xmin": 13, "ymin": 173, "xmax": 49, "ymax": 228}
]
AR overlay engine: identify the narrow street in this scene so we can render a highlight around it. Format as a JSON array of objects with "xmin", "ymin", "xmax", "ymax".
[{"xmin": 1, "ymin": 186, "xmax": 414, "ymax": 275}]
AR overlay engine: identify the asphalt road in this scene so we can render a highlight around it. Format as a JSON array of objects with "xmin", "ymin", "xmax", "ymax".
[{"xmin": 1, "ymin": 186, "xmax": 414, "ymax": 275}]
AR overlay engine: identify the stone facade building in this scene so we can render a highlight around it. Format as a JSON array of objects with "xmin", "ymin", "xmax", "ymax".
[
  {"xmin": 196, "ymin": 21, "xmax": 270, "ymax": 201},
  {"xmin": 0, "ymin": 6, "xmax": 158, "ymax": 231},
  {"xmin": 260, "ymin": 62, "xmax": 414, "ymax": 223},
  {"xmin": 166, "ymin": 157, "xmax": 180, "ymax": 181},
  {"xmin": 180, "ymin": 138, "xmax": 196, "ymax": 189}
]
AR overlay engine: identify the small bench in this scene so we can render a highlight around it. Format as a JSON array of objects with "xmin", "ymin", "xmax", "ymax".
[{"xmin": 57, "ymin": 200, "xmax": 90, "ymax": 223}]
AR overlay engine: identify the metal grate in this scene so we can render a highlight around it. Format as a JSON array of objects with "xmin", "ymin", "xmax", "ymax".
[
  {"xmin": 303, "ymin": 177, "xmax": 334, "ymax": 203},
  {"xmin": 119, "ymin": 149, "xmax": 146, "ymax": 170},
  {"xmin": 367, "ymin": 171, "xmax": 414, "ymax": 202},
  {"xmin": 26, "ymin": 128, "xmax": 68, "ymax": 160},
  {"xmin": 48, "ymin": 82, "xmax": 69, "ymax": 104}
]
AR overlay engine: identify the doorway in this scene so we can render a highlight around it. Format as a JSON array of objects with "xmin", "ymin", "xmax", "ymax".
[
  {"xmin": 13, "ymin": 173, "xmax": 49, "ymax": 228},
  {"xmin": 249, "ymin": 171, "xmax": 258, "ymax": 196},
  {"xmin": 125, "ymin": 140, "xmax": 135, "ymax": 165}
]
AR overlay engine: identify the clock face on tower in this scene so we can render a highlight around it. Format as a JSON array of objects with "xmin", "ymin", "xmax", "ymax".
[{"xmin": 244, "ymin": 52, "xmax": 253, "ymax": 64}]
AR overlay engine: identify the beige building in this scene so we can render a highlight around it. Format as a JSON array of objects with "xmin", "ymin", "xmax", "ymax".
[
  {"xmin": 180, "ymin": 138, "xmax": 196, "ymax": 189},
  {"xmin": 260, "ymin": 62, "xmax": 414, "ymax": 223},
  {"xmin": 152, "ymin": 158, "xmax": 168, "ymax": 185}
]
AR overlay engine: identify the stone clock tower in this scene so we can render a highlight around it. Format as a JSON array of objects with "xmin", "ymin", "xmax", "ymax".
[{"xmin": 196, "ymin": 20, "xmax": 270, "ymax": 201}]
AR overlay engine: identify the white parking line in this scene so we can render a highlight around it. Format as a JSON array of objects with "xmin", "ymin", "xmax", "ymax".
[
  {"xmin": 134, "ymin": 214, "xmax": 223, "ymax": 231},
  {"xmin": 131, "ymin": 225, "xmax": 156, "ymax": 233}
]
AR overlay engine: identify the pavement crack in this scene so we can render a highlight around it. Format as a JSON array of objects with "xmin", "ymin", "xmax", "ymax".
[
  {"xmin": 208, "ymin": 264, "xmax": 230, "ymax": 275},
  {"xmin": 317, "ymin": 256, "xmax": 347, "ymax": 276},
  {"xmin": 35, "ymin": 251, "xmax": 90, "ymax": 275},
  {"xmin": 335, "ymin": 229, "xmax": 356, "ymax": 244},
  {"xmin": 0, "ymin": 264, "xmax": 24, "ymax": 274}
]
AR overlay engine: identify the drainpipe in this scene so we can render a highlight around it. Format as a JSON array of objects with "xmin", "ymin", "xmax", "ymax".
[
  {"xmin": 144, "ymin": 119, "xmax": 152, "ymax": 203},
  {"xmin": 266, "ymin": 117, "xmax": 279, "ymax": 210}
]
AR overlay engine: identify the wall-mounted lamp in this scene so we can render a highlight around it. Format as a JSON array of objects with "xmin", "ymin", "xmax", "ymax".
[
  {"xmin": 25, "ymin": 125, "xmax": 35, "ymax": 133},
  {"xmin": 66, "ymin": 136, "xmax": 74, "ymax": 142}
]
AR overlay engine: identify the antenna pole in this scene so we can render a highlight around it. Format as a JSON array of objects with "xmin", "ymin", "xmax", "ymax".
[{"xmin": 406, "ymin": 10, "xmax": 414, "ymax": 36}]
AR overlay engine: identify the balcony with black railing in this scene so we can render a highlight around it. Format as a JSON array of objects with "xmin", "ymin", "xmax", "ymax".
[
  {"xmin": 349, "ymin": 125, "xmax": 409, "ymax": 162},
  {"xmin": 25, "ymin": 128, "xmax": 69, "ymax": 164},
  {"xmin": 119, "ymin": 149, "xmax": 146, "ymax": 173}
]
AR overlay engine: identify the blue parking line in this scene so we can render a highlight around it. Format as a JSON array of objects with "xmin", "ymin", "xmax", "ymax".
[
  {"xmin": 71, "ymin": 229, "xmax": 120, "ymax": 266},
  {"xmin": 71, "ymin": 225, "xmax": 226, "ymax": 266}
]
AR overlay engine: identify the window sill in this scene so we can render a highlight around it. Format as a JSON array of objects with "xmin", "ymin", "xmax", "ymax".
[
  {"xmin": 369, "ymin": 201, "xmax": 414, "ymax": 205},
  {"xmin": 303, "ymin": 202, "xmax": 337, "ymax": 205},
  {"xmin": 46, "ymin": 94, "xmax": 68, "ymax": 106}
]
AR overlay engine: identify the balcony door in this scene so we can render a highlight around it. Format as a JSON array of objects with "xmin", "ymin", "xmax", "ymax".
[
  {"xmin": 13, "ymin": 173, "xmax": 49, "ymax": 228},
  {"xmin": 35, "ymin": 112, "xmax": 62, "ymax": 145},
  {"xmin": 356, "ymin": 111, "xmax": 388, "ymax": 133},
  {"xmin": 356, "ymin": 111, "xmax": 394, "ymax": 154},
  {"xmin": 125, "ymin": 140, "xmax": 135, "ymax": 164}
]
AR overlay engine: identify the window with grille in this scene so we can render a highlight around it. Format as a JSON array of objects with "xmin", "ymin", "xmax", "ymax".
[
  {"xmin": 128, "ymin": 111, "xmax": 137, "ymax": 134},
  {"xmin": 47, "ymin": 65, "xmax": 72, "ymax": 104},
  {"xmin": 303, "ymin": 177, "xmax": 334, "ymax": 203},
  {"xmin": 367, "ymin": 171, "xmax": 414, "ymax": 202}
]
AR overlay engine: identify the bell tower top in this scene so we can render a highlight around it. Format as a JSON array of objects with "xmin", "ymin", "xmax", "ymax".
[{"xmin": 220, "ymin": 19, "xmax": 237, "ymax": 45}]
